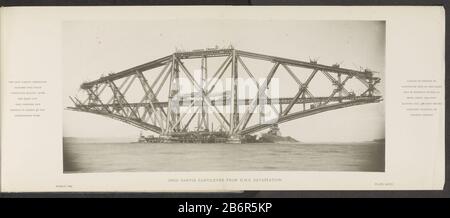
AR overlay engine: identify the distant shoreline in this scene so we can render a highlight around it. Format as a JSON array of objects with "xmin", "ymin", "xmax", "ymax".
[{"xmin": 63, "ymin": 136, "xmax": 385, "ymax": 145}]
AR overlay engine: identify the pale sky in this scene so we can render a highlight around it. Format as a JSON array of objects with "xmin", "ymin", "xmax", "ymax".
[{"xmin": 63, "ymin": 20, "xmax": 385, "ymax": 142}]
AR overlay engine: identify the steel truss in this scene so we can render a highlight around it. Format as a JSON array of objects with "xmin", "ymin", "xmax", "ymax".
[{"xmin": 68, "ymin": 48, "xmax": 382, "ymax": 141}]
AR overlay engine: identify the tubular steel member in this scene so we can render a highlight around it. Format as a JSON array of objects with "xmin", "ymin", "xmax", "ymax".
[{"xmin": 67, "ymin": 47, "xmax": 382, "ymax": 143}]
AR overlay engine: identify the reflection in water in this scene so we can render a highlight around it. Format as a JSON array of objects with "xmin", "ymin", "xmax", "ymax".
[{"xmin": 63, "ymin": 138, "xmax": 385, "ymax": 173}]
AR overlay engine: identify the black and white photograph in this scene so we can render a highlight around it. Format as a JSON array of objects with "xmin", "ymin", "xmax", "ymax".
[
  {"xmin": 0, "ymin": 4, "xmax": 446, "ymax": 195},
  {"xmin": 62, "ymin": 20, "xmax": 385, "ymax": 173}
]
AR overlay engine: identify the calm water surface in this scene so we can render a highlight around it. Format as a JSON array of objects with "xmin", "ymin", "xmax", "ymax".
[{"xmin": 63, "ymin": 138, "xmax": 384, "ymax": 173}]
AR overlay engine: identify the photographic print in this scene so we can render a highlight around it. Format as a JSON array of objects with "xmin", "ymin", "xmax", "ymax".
[{"xmin": 63, "ymin": 20, "xmax": 385, "ymax": 173}]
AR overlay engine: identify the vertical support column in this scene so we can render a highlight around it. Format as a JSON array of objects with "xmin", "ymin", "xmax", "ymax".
[
  {"xmin": 338, "ymin": 73, "xmax": 342, "ymax": 102},
  {"xmin": 222, "ymin": 91, "xmax": 227, "ymax": 131},
  {"xmin": 231, "ymin": 49, "xmax": 239, "ymax": 130},
  {"xmin": 229, "ymin": 48, "xmax": 241, "ymax": 143},
  {"xmin": 165, "ymin": 55, "xmax": 175, "ymax": 136},
  {"xmin": 368, "ymin": 77, "xmax": 374, "ymax": 97},
  {"xmin": 278, "ymin": 104, "xmax": 282, "ymax": 119},
  {"xmin": 205, "ymin": 56, "xmax": 209, "ymax": 131},
  {"xmin": 198, "ymin": 55, "xmax": 209, "ymax": 131},
  {"xmin": 198, "ymin": 57, "xmax": 203, "ymax": 130},
  {"xmin": 173, "ymin": 56, "xmax": 180, "ymax": 132}
]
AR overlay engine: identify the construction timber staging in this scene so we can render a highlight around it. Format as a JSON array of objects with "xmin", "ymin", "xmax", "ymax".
[{"xmin": 67, "ymin": 47, "xmax": 382, "ymax": 143}]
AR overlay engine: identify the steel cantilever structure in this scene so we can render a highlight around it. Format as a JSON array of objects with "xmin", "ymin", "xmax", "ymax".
[{"xmin": 67, "ymin": 48, "xmax": 382, "ymax": 142}]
